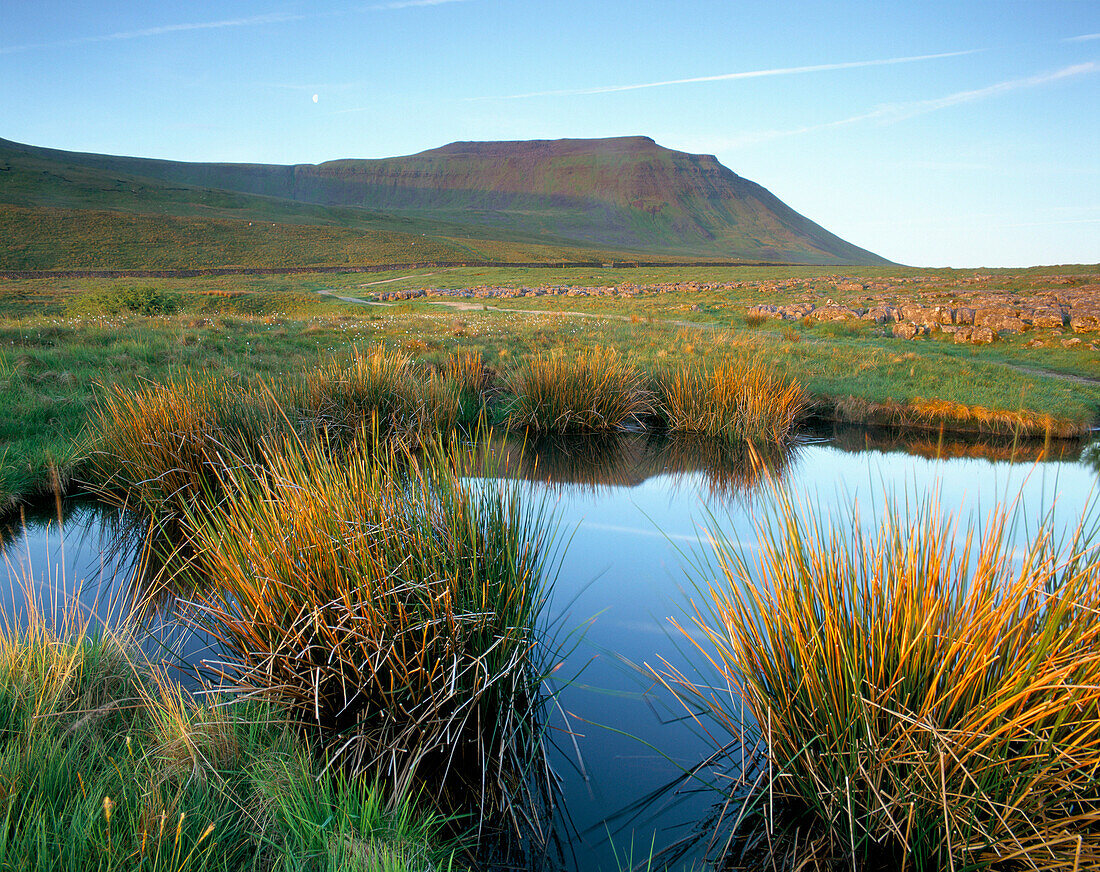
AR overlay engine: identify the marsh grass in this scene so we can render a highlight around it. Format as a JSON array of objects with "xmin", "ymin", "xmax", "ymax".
[
  {"xmin": 170, "ymin": 432, "xmax": 556, "ymax": 836},
  {"xmin": 654, "ymin": 362, "xmax": 808, "ymax": 445},
  {"xmin": 87, "ymin": 372, "xmax": 281, "ymax": 521},
  {"xmin": 830, "ymin": 395, "xmax": 1073, "ymax": 439},
  {"xmin": 297, "ymin": 345, "xmax": 463, "ymax": 444},
  {"xmin": 0, "ymin": 570, "xmax": 460, "ymax": 871},
  {"xmin": 87, "ymin": 346, "xmax": 469, "ymax": 525},
  {"xmin": 445, "ymin": 347, "xmax": 489, "ymax": 397},
  {"xmin": 657, "ymin": 489, "xmax": 1100, "ymax": 870},
  {"xmin": 504, "ymin": 347, "xmax": 650, "ymax": 432}
]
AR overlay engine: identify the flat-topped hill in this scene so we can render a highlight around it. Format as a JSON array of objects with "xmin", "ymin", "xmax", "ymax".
[{"xmin": 0, "ymin": 135, "xmax": 890, "ymax": 267}]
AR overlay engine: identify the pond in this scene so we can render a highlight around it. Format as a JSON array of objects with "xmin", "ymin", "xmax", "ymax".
[{"xmin": 2, "ymin": 426, "xmax": 1097, "ymax": 871}]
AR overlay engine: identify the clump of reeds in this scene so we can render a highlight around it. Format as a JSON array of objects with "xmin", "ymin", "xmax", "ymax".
[
  {"xmin": 657, "ymin": 492, "xmax": 1100, "ymax": 870},
  {"xmin": 505, "ymin": 347, "xmax": 649, "ymax": 432},
  {"xmin": 87, "ymin": 372, "xmax": 281, "ymax": 520},
  {"xmin": 446, "ymin": 347, "xmax": 489, "ymax": 397},
  {"xmin": 173, "ymin": 432, "xmax": 554, "ymax": 824},
  {"xmin": 297, "ymin": 345, "xmax": 461, "ymax": 443},
  {"xmin": 0, "ymin": 570, "xmax": 459, "ymax": 870},
  {"xmin": 654, "ymin": 362, "xmax": 807, "ymax": 445}
]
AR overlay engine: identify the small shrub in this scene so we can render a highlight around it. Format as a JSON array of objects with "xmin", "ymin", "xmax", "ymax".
[{"xmin": 67, "ymin": 286, "xmax": 184, "ymax": 317}]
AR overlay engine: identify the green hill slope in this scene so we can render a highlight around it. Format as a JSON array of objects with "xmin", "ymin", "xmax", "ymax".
[{"xmin": 0, "ymin": 135, "xmax": 890, "ymax": 267}]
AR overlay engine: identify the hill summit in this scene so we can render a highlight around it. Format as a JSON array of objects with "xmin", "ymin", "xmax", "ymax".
[{"xmin": 0, "ymin": 135, "xmax": 889, "ymax": 267}]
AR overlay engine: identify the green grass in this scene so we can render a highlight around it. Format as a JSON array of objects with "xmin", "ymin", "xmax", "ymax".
[
  {"xmin": 0, "ymin": 203, "xmax": 643, "ymax": 272},
  {"xmin": 656, "ymin": 489, "xmax": 1100, "ymax": 870},
  {"xmin": 1, "ymin": 265, "xmax": 1098, "ymax": 507},
  {"xmin": 0, "ymin": 596, "xmax": 460, "ymax": 871}
]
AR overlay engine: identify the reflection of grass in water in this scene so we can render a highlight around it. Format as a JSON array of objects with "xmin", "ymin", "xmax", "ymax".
[
  {"xmin": 656, "ymin": 435, "xmax": 800, "ymax": 501},
  {"xmin": 824, "ymin": 421, "xmax": 1088, "ymax": 464},
  {"xmin": 481, "ymin": 432, "xmax": 801, "ymax": 500},
  {"xmin": 511, "ymin": 432, "xmax": 634, "ymax": 491},
  {"xmin": 1085, "ymin": 439, "xmax": 1100, "ymax": 474},
  {"xmin": 655, "ymin": 490, "xmax": 1100, "ymax": 870}
]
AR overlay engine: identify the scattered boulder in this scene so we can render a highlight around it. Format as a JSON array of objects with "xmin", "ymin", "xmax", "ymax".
[
  {"xmin": 953, "ymin": 326, "xmax": 996, "ymax": 345},
  {"xmin": 810, "ymin": 305, "xmax": 862, "ymax": 322},
  {"xmin": 779, "ymin": 302, "xmax": 815, "ymax": 320},
  {"xmin": 1024, "ymin": 308, "xmax": 1066, "ymax": 329},
  {"xmin": 861, "ymin": 306, "xmax": 898, "ymax": 323},
  {"xmin": 892, "ymin": 322, "xmax": 923, "ymax": 340},
  {"xmin": 989, "ymin": 316, "xmax": 1028, "ymax": 335}
]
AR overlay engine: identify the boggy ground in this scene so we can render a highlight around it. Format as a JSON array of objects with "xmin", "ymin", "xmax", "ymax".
[{"xmin": 1, "ymin": 263, "xmax": 1098, "ymax": 507}]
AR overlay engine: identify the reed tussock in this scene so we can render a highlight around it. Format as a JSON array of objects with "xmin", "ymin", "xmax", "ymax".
[
  {"xmin": 174, "ymin": 434, "xmax": 554, "ymax": 824},
  {"xmin": 298, "ymin": 345, "xmax": 462, "ymax": 443},
  {"xmin": 658, "ymin": 492, "xmax": 1100, "ymax": 870},
  {"xmin": 446, "ymin": 347, "xmax": 489, "ymax": 397},
  {"xmin": 505, "ymin": 347, "xmax": 649, "ymax": 432},
  {"xmin": 655, "ymin": 362, "xmax": 807, "ymax": 445},
  {"xmin": 88, "ymin": 372, "xmax": 281, "ymax": 518},
  {"xmin": 0, "ymin": 572, "xmax": 459, "ymax": 870}
]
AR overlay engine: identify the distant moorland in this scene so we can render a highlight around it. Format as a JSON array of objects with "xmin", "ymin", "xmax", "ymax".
[{"xmin": 0, "ymin": 135, "xmax": 889, "ymax": 269}]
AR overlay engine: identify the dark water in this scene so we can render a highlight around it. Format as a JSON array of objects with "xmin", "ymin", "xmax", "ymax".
[{"xmin": 2, "ymin": 428, "xmax": 1097, "ymax": 870}]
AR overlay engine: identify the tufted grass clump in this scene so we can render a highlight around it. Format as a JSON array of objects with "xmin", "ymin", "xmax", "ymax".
[
  {"xmin": 658, "ymin": 492, "xmax": 1100, "ymax": 870},
  {"xmin": 654, "ymin": 361, "xmax": 807, "ymax": 445},
  {"xmin": 297, "ymin": 345, "xmax": 463, "ymax": 444},
  {"xmin": 173, "ymin": 432, "xmax": 555, "ymax": 829},
  {"xmin": 86, "ymin": 372, "xmax": 282, "ymax": 522},
  {"xmin": 0, "ymin": 574, "xmax": 460, "ymax": 871},
  {"xmin": 505, "ymin": 347, "xmax": 649, "ymax": 432}
]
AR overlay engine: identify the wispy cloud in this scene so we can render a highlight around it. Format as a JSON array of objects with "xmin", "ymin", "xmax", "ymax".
[
  {"xmin": 0, "ymin": 12, "xmax": 305, "ymax": 55},
  {"xmin": 484, "ymin": 49, "xmax": 982, "ymax": 100},
  {"xmin": 370, "ymin": 0, "xmax": 470, "ymax": 8},
  {"xmin": 1065, "ymin": 33, "xmax": 1100, "ymax": 42},
  {"xmin": 715, "ymin": 62, "xmax": 1100, "ymax": 148},
  {"xmin": 0, "ymin": 1, "xmax": 472, "ymax": 55}
]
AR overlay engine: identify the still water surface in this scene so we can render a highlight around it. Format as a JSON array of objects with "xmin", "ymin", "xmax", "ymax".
[{"xmin": 3, "ymin": 428, "xmax": 1097, "ymax": 870}]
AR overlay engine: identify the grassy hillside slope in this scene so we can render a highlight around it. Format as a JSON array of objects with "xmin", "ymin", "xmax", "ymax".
[
  {"xmin": 0, "ymin": 136, "xmax": 890, "ymax": 266},
  {"xmin": 0, "ymin": 203, "xmax": 654, "ymax": 270}
]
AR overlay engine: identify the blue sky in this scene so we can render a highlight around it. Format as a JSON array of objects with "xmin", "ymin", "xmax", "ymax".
[{"xmin": 1, "ymin": 0, "xmax": 1097, "ymax": 267}]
